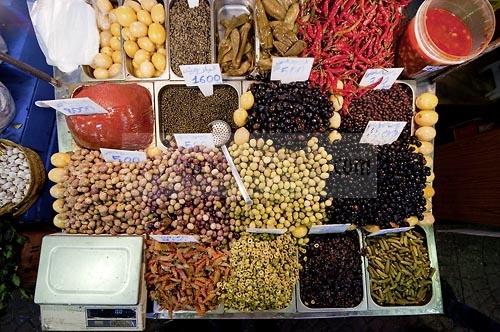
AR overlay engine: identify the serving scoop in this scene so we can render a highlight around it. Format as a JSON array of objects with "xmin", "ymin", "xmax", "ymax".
[{"xmin": 210, "ymin": 120, "xmax": 252, "ymax": 206}]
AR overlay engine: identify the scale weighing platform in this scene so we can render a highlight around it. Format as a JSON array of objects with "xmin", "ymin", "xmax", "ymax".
[{"xmin": 34, "ymin": 235, "xmax": 146, "ymax": 331}]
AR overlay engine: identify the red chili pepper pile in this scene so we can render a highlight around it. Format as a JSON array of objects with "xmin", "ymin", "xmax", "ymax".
[{"xmin": 298, "ymin": 0, "xmax": 411, "ymax": 112}]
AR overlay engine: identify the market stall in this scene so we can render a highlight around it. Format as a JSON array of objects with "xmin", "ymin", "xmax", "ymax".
[{"xmin": 0, "ymin": 0, "xmax": 497, "ymax": 329}]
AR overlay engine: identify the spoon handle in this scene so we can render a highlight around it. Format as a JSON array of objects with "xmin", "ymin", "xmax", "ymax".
[{"xmin": 222, "ymin": 145, "xmax": 253, "ymax": 206}]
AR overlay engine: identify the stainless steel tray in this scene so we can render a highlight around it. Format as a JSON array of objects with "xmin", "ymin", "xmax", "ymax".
[{"xmin": 296, "ymin": 229, "xmax": 368, "ymax": 313}]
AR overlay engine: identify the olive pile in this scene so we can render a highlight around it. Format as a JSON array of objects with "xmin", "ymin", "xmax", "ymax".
[
  {"xmin": 326, "ymin": 137, "xmax": 430, "ymax": 228},
  {"xmin": 341, "ymin": 84, "xmax": 413, "ymax": 136},
  {"xmin": 246, "ymin": 82, "xmax": 332, "ymax": 143},
  {"xmin": 300, "ymin": 232, "xmax": 363, "ymax": 308}
]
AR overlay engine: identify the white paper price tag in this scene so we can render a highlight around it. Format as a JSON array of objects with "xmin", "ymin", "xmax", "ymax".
[
  {"xmin": 422, "ymin": 65, "xmax": 447, "ymax": 72},
  {"xmin": 35, "ymin": 98, "xmax": 108, "ymax": 116},
  {"xmin": 100, "ymin": 148, "xmax": 147, "ymax": 163},
  {"xmin": 271, "ymin": 57, "xmax": 314, "ymax": 83},
  {"xmin": 246, "ymin": 227, "xmax": 286, "ymax": 235},
  {"xmin": 180, "ymin": 64, "xmax": 222, "ymax": 96},
  {"xmin": 150, "ymin": 234, "xmax": 199, "ymax": 243},
  {"xmin": 187, "ymin": 0, "xmax": 199, "ymax": 8},
  {"xmin": 309, "ymin": 224, "xmax": 352, "ymax": 234},
  {"xmin": 366, "ymin": 226, "xmax": 414, "ymax": 237},
  {"xmin": 174, "ymin": 133, "xmax": 215, "ymax": 148},
  {"xmin": 359, "ymin": 121, "xmax": 406, "ymax": 145},
  {"xmin": 359, "ymin": 68, "xmax": 404, "ymax": 90}
]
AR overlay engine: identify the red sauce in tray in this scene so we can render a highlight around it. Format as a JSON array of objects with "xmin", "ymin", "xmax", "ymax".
[{"xmin": 425, "ymin": 8, "xmax": 472, "ymax": 57}]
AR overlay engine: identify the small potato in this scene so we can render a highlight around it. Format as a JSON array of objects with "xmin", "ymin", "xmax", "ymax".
[
  {"xmin": 419, "ymin": 141, "xmax": 434, "ymax": 155},
  {"xmin": 424, "ymin": 155, "xmax": 433, "ymax": 168},
  {"xmin": 363, "ymin": 224, "xmax": 380, "ymax": 233},
  {"xmin": 139, "ymin": 60, "xmax": 155, "ymax": 78},
  {"xmin": 427, "ymin": 171, "xmax": 435, "ymax": 183},
  {"xmin": 53, "ymin": 214, "xmax": 67, "ymax": 229},
  {"xmin": 53, "ymin": 199, "xmax": 65, "ymax": 213},
  {"xmin": 93, "ymin": 53, "xmax": 112, "ymax": 69},
  {"xmin": 147, "ymin": 22, "xmax": 166, "ymax": 45},
  {"xmin": 137, "ymin": 9, "xmax": 152, "ymax": 25},
  {"xmin": 137, "ymin": 36, "xmax": 155, "ymax": 52},
  {"xmin": 329, "ymin": 94, "xmax": 343, "ymax": 112},
  {"xmin": 415, "ymin": 110, "xmax": 438, "ymax": 126},
  {"xmin": 416, "ymin": 92, "xmax": 438, "ymax": 110},
  {"xmin": 157, "ymin": 47, "xmax": 166, "ymax": 55},
  {"xmin": 110, "ymin": 22, "xmax": 121, "ymax": 37},
  {"xmin": 129, "ymin": 21, "xmax": 148, "ymax": 38},
  {"xmin": 150, "ymin": 3, "xmax": 165, "ymax": 23},
  {"xmin": 151, "ymin": 52, "xmax": 165, "ymax": 71},
  {"xmin": 115, "ymin": 6, "xmax": 137, "ymax": 27},
  {"xmin": 139, "ymin": 0, "xmax": 157, "ymax": 11},
  {"xmin": 110, "ymin": 36, "xmax": 121, "ymax": 51},
  {"xmin": 50, "ymin": 184, "xmax": 65, "ymax": 199},
  {"xmin": 423, "ymin": 185, "xmax": 435, "ymax": 198},
  {"xmin": 234, "ymin": 127, "xmax": 250, "ymax": 145},
  {"xmin": 415, "ymin": 126, "xmax": 436, "ymax": 141},
  {"xmin": 425, "ymin": 199, "xmax": 432, "ymax": 210},
  {"xmin": 121, "ymin": 27, "xmax": 135, "ymax": 41},
  {"xmin": 291, "ymin": 225, "xmax": 308, "ymax": 238},
  {"xmin": 124, "ymin": 40, "xmax": 139, "ymax": 58},
  {"xmin": 124, "ymin": 0, "xmax": 142, "ymax": 12},
  {"xmin": 233, "ymin": 108, "xmax": 248, "ymax": 127},
  {"xmin": 100, "ymin": 30, "xmax": 112, "ymax": 47},
  {"xmin": 134, "ymin": 67, "xmax": 143, "ymax": 78},
  {"xmin": 100, "ymin": 46, "xmax": 113, "ymax": 57},
  {"xmin": 51, "ymin": 152, "xmax": 71, "ymax": 168},
  {"xmin": 132, "ymin": 59, "xmax": 140, "ymax": 69},
  {"xmin": 328, "ymin": 130, "xmax": 341, "ymax": 143},
  {"xmin": 109, "ymin": 8, "xmax": 117, "ymax": 23},
  {"xmin": 112, "ymin": 50, "xmax": 122, "ymax": 64},
  {"xmin": 146, "ymin": 146, "xmax": 162, "ymax": 158},
  {"xmin": 240, "ymin": 91, "xmax": 254, "ymax": 110},
  {"xmin": 108, "ymin": 63, "xmax": 121, "ymax": 77},
  {"xmin": 48, "ymin": 168, "xmax": 66, "ymax": 183},
  {"xmin": 329, "ymin": 112, "xmax": 341, "ymax": 129},
  {"xmin": 133, "ymin": 49, "xmax": 150, "ymax": 65},
  {"xmin": 154, "ymin": 70, "xmax": 162, "ymax": 77},
  {"xmin": 96, "ymin": 0, "xmax": 113, "ymax": 13},
  {"xmin": 94, "ymin": 68, "xmax": 110, "ymax": 79}
]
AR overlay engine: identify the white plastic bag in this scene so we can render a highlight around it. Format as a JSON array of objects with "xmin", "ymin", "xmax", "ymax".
[{"xmin": 27, "ymin": 0, "xmax": 99, "ymax": 73}]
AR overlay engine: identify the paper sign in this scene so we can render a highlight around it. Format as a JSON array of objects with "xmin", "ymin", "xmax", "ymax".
[
  {"xmin": 359, "ymin": 121, "xmax": 406, "ymax": 145},
  {"xmin": 271, "ymin": 57, "xmax": 314, "ymax": 83},
  {"xmin": 309, "ymin": 224, "xmax": 352, "ymax": 234},
  {"xmin": 150, "ymin": 234, "xmax": 199, "ymax": 243},
  {"xmin": 187, "ymin": 0, "xmax": 199, "ymax": 8},
  {"xmin": 180, "ymin": 64, "xmax": 222, "ymax": 96},
  {"xmin": 422, "ymin": 65, "xmax": 447, "ymax": 72},
  {"xmin": 174, "ymin": 133, "xmax": 215, "ymax": 148},
  {"xmin": 246, "ymin": 227, "xmax": 287, "ymax": 235},
  {"xmin": 100, "ymin": 148, "xmax": 147, "ymax": 163},
  {"xmin": 36, "ymin": 98, "xmax": 108, "ymax": 116},
  {"xmin": 366, "ymin": 226, "xmax": 414, "ymax": 237},
  {"xmin": 359, "ymin": 68, "xmax": 404, "ymax": 90}
]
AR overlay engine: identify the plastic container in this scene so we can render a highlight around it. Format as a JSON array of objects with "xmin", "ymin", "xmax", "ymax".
[
  {"xmin": 0, "ymin": 81, "xmax": 16, "ymax": 133},
  {"xmin": 398, "ymin": 0, "xmax": 495, "ymax": 78}
]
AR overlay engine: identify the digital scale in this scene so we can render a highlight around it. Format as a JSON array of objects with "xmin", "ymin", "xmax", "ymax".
[{"xmin": 34, "ymin": 235, "xmax": 146, "ymax": 331}]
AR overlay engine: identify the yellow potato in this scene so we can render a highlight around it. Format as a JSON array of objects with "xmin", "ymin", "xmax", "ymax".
[
  {"xmin": 94, "ymin": 68, "xmax": 110, "ymax": 79},
  {"xmin": 96, "ymin": 0, "xmax": 113, "ymax": 13},
  {"xmin": 363, "ymin": 225, "xmax": 380, "ymax": 233},
  {"xmin": 100, "ymin": 46, "xmax": 113, "ymax": 57},
  {"xmin": 415, "ymin": 126, "xmax": 436, "ymax": 142},
  {"xmin": 132, "ymin": 59, "xmax": 140, "ymax": 69},
  {"xmin": 416, "ymin": 92, "xmax": 438, "ymax": 110},
  {"xmin": 53, "ymin": 214, "xmax": 67, "ymax": 229},
  {"xmin": 115, "ymin": 6, "xmax": 137, "ymax": 27},
  {"xmin": 146, "ymin": 146, "xmax": 162, "ymax": 158},
  {"xmin": 291, "ymin": 225, "xmax": 308, "ymax": 238},
  {"xmin": 423, "ymin": 185, "xmax": 435, "ymax": 198},
  {"xmin": 93, "ymin": 53, "xmax": 112, "ymax": 69},
  {"xmin": 140, "ymin": 0, "xmax": 157, "ymax": 11},
  {"xmin": 110, "ymin": 22, "xmax": 121, "ymax": 37},
  {"xmin": 112, "ymin": 50, "xmax": 122, "ymax": 64},
  {"xmin": 110, "ymin": 36, "xmax": 121, "ymax": 51},
  {"xmin": 124, "ymin": 0, "xmax": 142, "ymax": 12},
  {"xmin": 129, "ymin": 21, "xmax": 148, "ymax": 38},
  {"xmin": 415, "ymin": 110, "xmax": 438, "ymax": 126},
  {"xmin": 137, "ymin": 9, "xmax": 153, "ymax": 25},
  {"xmin": 124, "ymin": 40, "xmax": 139, "ymax": 58},
  {"xmin": 137, "ymin": 36, "xmax": 155, "ymax": 52},
  {"xmin": 150, "ymin": 3, "xmax": 165, "ymax": 23},
  {"xmin": 50, "ymin": 152, "xmax": 71, "ymax": 168},
  {"xmin": 233, "ymin": 108, "xmax": 248, "ymax": 127},
  {"xmin": 139, "ymin": 60, "xmax": 155, "ymax": 78},
  {"xmin": 50, "ymin": 184, "xmax": 65, "ymax": 199},
  {"xmin": 424, "ymin": 155, "xmax": 433, "ymax": 168},
  {"xmin": 99, "ymin": 30, "xmax": 112, "ymax": 47},
  {"xmin": 147, "ymin": 22, "xmax": 166, "ymax": 45},
  {"xmin": 121, "ymin": 27, "xmax": 135, "ymax": 41},
  {"xmin": 151, "ymin": 52, "xmax": 165, "ymax": 71},
  {"xmin": 427, "ymin": 171, "xmax": 435, "ymax": 183},
  {"xmin": 240, "ymin": 91, "xmax": 254, "ymax": 110},
  {"xmin": 108, "ymin": 63, "xmax": 121, "ymax": 77},
  {"xmin": 157, "ymin": 47, "xmax": 166, "ymax": 55},
  {"xmin": 48, "ymin": 168, "xmax": 66, "ymax": 183},
  {"xmin": 234, "ymin": 127, "xmax": 250, "ymax": 145},
  {"xmin": 419, "ymin": 141, "xmax": 434, "ymax": 155},
  {"xmin": 134, "ymin": 67, "xmax": 143, "ymax": 78},
  {"xmin": 133, "ymin": 49, "xmax": 150, "ymax": 65},
  {"xmin": 53, "ymin": 199, "xmax": 65, "ymax": 213}
]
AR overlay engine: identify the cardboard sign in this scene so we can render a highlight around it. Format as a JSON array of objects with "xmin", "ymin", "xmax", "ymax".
[
  {"xmin": 174, "ymin": 133, "xmax": 215, "ymax": 148},
  {"xmin": 36, "ymin": 98, "xmax": 108, "ymax": 116},
  {"xmin": 270, "ymin": 57, "xmax": 314, "ymax": 83},
  {"xmin": 100, "ymin": 148, "xmax": 147, "ymax": 163},
  {"xmin": 359, "ymin": 68, "xmax": 404, "ymax": 90},
  {"xmin": 359, "ymin": 121, "xmax": 406, "ymax": 145},
  {"xmin": 180, "ymin": 64, "xmax": 222, "ymax": 96}
]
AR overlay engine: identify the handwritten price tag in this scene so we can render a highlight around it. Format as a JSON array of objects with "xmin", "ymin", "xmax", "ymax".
[
  {"xmin": 180, "ymin": 64, "xmax": 222, "ymax": 96},
  {"xmin": 174, "ymin": 134, "xmax": 215, "ymax": 148},
  {"xmin": 100, "ymin": 148, "xmax": 147, "ymax": 163},
  {"xmin": 309, "ymin": 224, "xmax": 353, "ymax": 234},
  {"xmin": 366, "ymin": 226, "xmax": 414, "ymax": 237},
  {"xmin": 271, "ymin": 57, "xmax": 314, "ymax": 83},
  {"xmin": 359, "ymin": 121, "xmax": 406, "ymax": 145},
  {"xmin": 35, "ymin": 98, "xmax": 108, "ymax": 116},
  {"xmin": 187, "ymin": 0, "xmax": 199, "ymax": 8},
  {"xmin": 359, "ymin": 68, "xmax": 404, "ymax": 90},
  {"xmin": 150, "ymin": 234, "xmax": 199, "ymax": 243},
  {"xmin": 246, "ymin": 227, "xmax": 287, "ymax": 235}
]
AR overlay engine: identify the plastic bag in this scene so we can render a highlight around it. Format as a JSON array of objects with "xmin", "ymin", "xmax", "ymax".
[
  {"xmin": 0, "ymin": 82, "xmax": 16, "ymax": 133},
  {"xmin": 66, "ymin": 83, "xmax": 154, "ymax": 150},
  {"xmin": 0, "ymin": 34, "xmax": 7, "ymax": 64},
  {"xmin": 27, "ymin": 0, "xmax": 99, "ymax": 73}
]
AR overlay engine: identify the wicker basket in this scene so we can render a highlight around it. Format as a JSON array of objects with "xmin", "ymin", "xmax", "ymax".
[{"xmin": 0, "ymin": 139, "xmax": 46, "ymax": 218}]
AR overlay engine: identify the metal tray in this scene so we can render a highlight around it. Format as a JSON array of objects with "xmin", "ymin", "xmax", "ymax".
[
  {"xmin": 296, "ymin": 229, "xmax": 368, "ymax": 312},
  {"xmin": 166, "ymin": 0, "xmax": 216, "ymax": 81},
  {"xmin": 153, "ymin": 80, "xmax": 241, "ymax": 150},
  {"xmin": 364, "ymin": 225, "xmax": 442, "ymax": 313},
  {"xmin": 212, "ymin": 0, "xmax": 258, "ymax": 80},
  {"xmin": 224, "ymin": 283, "xmax": 297, "ymax": 314},
  {"xmin": 153, "ymin": 301, "xmax": 225, "ymax": 318}
]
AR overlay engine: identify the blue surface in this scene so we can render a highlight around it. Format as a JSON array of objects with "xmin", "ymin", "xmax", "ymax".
[{"xmin": 0, "ymin": 1, "xmax": 57, "ymax": 224}]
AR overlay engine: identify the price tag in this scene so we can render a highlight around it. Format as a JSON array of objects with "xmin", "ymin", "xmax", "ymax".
[
  {"xmin": 366, "ymin": 226, "xmax": 414, "ymax": 237},
  {"xmin": 359, "ymin": 121, "xmax": 406, "ymax": 145},
  {"xmin": 309, "ymin": 224, "xmax": 353, "ymax": 234},
  {"xmin": 179, "ymin": 64, "xmax": 222, "ymax": 96},
  {"xmin": 150, "ymin": 234, "xmax": 199, "ymax": 243},
  {"xmin": 270, "ymin": 57, "xmax": 314, "ymax": 83},
  {"xmin": 100, "ymin": 148, "xmax": 147, "ymax": 163},
  {"xmin": 174, "ymin": 134, "xmax": 215, "ymax": 148},
  {"xmin": 359, "ymin": 68, "xmax": 404, "ymax": 90},
  {"xmin": 187, "ymin": 0, "xmax": 199, "ymax": 8},
  {"xmin": 35, "ymin": 98, "xmax": 108, "ymax": 116},
  {"xmin": 422, "ymin": 65, "xmax": 447, "ymax": 72},
  {"xmin": 246, "ymin": 227, "xmax": 287, "ymax": 235}
]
